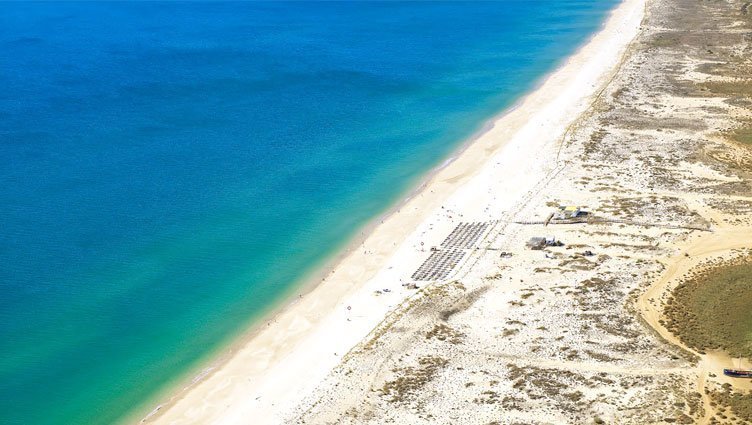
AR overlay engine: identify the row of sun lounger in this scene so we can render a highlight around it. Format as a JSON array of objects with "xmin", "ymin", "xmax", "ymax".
[
  {"xmin": 440, "ymin": 221, "xmax": 490, "ymax": 249},
  {"xmin": 411, "ymin": 248, "xmax": 466, "ymax": 281},
  {"xmin": 411, "ymin": 221, "xmax": 492, "ymax": 281}
]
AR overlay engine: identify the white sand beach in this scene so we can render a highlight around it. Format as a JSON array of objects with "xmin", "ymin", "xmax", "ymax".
[{"xmin": 142, "ymin": 0, "xmax": 647, "ymax": 423}]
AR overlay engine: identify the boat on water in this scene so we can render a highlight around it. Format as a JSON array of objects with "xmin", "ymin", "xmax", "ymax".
[{"xmin": 723, "ymin": 369, "xmax": 752, "ymax": 378}]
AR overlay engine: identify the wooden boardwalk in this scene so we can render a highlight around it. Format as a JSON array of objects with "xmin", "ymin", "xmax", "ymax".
[
  {"xmin": 512, "ymin": 216, "xmax": 711, "ymax": 232},
  {"xmin": 440, "ymin": 221, "xmax": 490, "ymax": 249}
]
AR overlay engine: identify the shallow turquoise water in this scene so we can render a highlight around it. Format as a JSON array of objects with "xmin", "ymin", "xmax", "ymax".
[{"xmin": 0, "ymin": 1, "xmax": 618, "ymax": 423}]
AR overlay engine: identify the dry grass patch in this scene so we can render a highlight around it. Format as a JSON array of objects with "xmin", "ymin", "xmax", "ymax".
[
  {"xmin": 729, "ymin": 126, "xmax": 752, "ymax": 146},
  {"xmin": 664, "ymin": 258, "xmax": 752, "ymax": 357},
  {"xmin": 425, "ymin": 324, "xmax": 464, "ymax": 344},
  {"xmin": 708, "ymin": 384, "xmax": 752, "ymax": 424},
  {"xmin": 379, "ymin": 356, "xmax": 448, "ymax": 404}
]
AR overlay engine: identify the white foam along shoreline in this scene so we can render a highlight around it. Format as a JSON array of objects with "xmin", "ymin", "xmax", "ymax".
[{"xmin": 142, "ymin": 0, "xmax": 645, "ymax": 423}]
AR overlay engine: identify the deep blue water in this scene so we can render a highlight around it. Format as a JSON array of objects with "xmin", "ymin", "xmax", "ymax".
[{"xmin": 0, "ymin": 1, "xmax": 618, "ymax": 424}]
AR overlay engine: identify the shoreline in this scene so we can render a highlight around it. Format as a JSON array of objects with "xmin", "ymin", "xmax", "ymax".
[
  {"xmin": 248, "ymin": 0, "xmax": 752, "ymax": 421},
  {"xmin": 132, "ymin": 99, "xmax": 517, "ymax": 425},
  {"xmin": 132, "ymin": 34, "xmax": 548, "ymax": 425},
  {"xmin": 140, "ymin": 0, "xmax": 646, "ymax": 423}
]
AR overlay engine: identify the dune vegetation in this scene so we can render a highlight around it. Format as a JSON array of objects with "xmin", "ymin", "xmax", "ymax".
[{"xmin": 664, "ymin": 259, "xmax": 752, "ymax": 358}]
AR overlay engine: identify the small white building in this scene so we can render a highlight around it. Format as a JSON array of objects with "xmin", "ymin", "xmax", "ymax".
[{"xmin": 554, "ymin": 205, "xmax": 586, "ymax": 220}]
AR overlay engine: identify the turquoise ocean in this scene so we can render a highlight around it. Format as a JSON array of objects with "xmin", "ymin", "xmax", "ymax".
[{"xmin": 0, "ymin": 1, "xmax": 618, "ymax": 424}]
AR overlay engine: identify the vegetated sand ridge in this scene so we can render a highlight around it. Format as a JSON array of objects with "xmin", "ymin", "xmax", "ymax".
[{"xmin": 144, "ymin": 0, "xmax": 752, "ymax": 423}]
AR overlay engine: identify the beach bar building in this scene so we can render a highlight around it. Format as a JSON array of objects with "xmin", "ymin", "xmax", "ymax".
[{"xmin": 553, "ymin": 205, "xmax": 587, "ymax": 220}]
